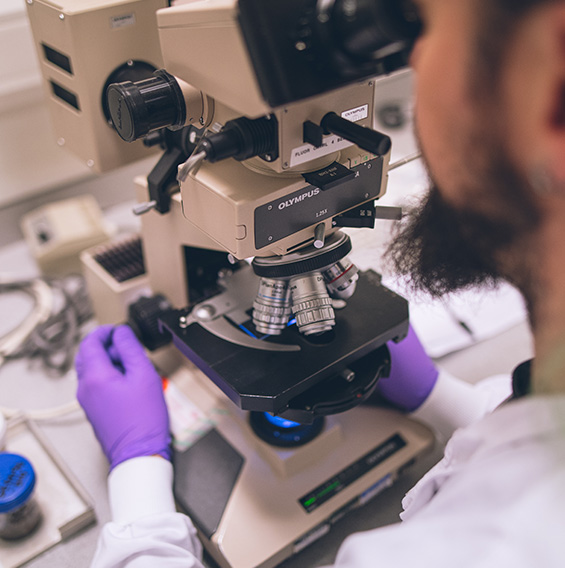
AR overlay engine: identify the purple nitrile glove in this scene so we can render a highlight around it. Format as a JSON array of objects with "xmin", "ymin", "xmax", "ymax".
[
  {"xmin": 376, "ymin": 324, "xmax": 439, "ymax": 412},
  {"xmin": 76, "ymin": 324, "xmax": 171, "ymax": 471}
]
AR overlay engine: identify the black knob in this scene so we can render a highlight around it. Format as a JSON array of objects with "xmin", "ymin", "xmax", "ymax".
[
  {"xmin": 321, "ymin": 112, "xmax": 391, "ymax": 156},
  {"xmin": 199, "ymin": 115, "xmax": 279, "ymax": 163},
  {"xmin": 106, "ymin": 69, "xmax": 186, "ymax": 142},
  {"xmin": 127, "ymin": 294, "xmax": 173, "ymax": 351}
]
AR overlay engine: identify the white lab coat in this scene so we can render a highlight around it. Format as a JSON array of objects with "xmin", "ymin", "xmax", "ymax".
[{"xmin": 90, "ymin": 372, "xmax": 565, "ymax": 567}]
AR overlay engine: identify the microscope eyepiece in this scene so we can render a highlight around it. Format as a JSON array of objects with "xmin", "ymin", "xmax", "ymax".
[
  {"xmin": 238, "ymin": 0, "xmax": 422, "ymax": 107},
  {"xmin": 106, "ymin": 69, "xmax": 186, "ymax": 142},
  {"xmin": 327, "ymin": 0, "xmax": 422, "ymax": 61}
]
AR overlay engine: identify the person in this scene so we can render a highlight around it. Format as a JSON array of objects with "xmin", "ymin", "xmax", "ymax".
[{"xmin": 76, "ymin": 0, "xmax": 565, "ymax": 566}]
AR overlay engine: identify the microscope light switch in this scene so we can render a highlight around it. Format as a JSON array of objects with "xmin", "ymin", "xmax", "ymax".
[
  {"xmin": 302, "ymin": 162, "xmax": 355, "ymax": 191},
  {"xmin": 303, "ymin": 120, "xmax": 324, "ymax": 148}
]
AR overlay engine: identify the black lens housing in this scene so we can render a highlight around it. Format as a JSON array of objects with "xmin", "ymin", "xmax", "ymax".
[
  {"xmin": 237, "ymin": 0, "xmax": 421, "ymax": 108},
  {"xmin": 330, "ymin": 0, "xmax": 421, "ymax": 60},
  {"xmin": 106, "ymin": 69, "xmax": 186, "ymax": 142},
  {"xmin": 101, "ymin": 60, "xmax": 156, "ymax": 127}
]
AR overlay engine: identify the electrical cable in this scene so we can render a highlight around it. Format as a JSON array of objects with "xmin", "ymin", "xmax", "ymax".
[
  {"xmin": 0, "ymin": 275, "xmax": 93, "ymax": 422},
  {"xmin": 0, "ymin": 274, "xmax": 93, "ymax": 374},
  {"xmin": 388, "ymin": 151, "xmax": 421, "ymax": 171},
  {"xmin": 0, "ymin": 277, "xmax": 53, "ymax": 365},
  {"xmin": 0, "ymin": 400, "xmax": 81, "ymax": 422}
]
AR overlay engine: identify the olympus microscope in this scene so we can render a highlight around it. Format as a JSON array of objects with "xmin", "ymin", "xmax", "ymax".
[{"xmin": 26, "ymin": 1, "xmax": 434, "ymax": 567}]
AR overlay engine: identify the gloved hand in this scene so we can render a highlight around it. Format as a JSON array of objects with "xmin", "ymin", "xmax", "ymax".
[
  {"xmin": 376, "ymin": 324, "xmax": 439, "ymax": 412},
  {"xmin": 76, "ymin": 325, "xmax": 171, "ymax": 471}
]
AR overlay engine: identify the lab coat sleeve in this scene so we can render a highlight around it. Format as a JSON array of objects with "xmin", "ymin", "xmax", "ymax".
[
  {"xmin": 410, "ymin": 370, "xmax": 512, "ymax": 441},
  {"xmin": 91, "ymin": 456, "xmax": 205, "ymax": 568}
]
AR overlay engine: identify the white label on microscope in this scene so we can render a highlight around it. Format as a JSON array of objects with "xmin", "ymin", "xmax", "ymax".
[
  {"xmin": 110, "ymin": 13, "xmax": 136, "ymax": 29},
  {"xmin": 342, "ymin": 104, "xmax": 369, "ymax": 123},
  {"xmin": 290, "ymin": 135, "xmax": 353, "ymax": 168}
]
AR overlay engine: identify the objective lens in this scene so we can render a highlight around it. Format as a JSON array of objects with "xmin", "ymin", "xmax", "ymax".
[
  {"xmin": 290, "ymin": 272, "xmax": 335, "ymax": 336},
  {"xmin": 323, "ymin": 258, "xmax": 359, "ymax": 299},
  {"xmin": 252, "ymin": 278, "xmax": 292, "ymax": 335},
  {"xmin": 251, "ymin": 232, "xmax": 355, "ymax": 336}
]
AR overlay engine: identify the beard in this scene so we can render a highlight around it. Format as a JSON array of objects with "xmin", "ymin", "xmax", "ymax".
[{"xmin": 386, "ymin": 145, "xmax": 541, "ymax": 309}]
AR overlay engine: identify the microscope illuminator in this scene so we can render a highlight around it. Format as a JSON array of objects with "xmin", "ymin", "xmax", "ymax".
[{"xmin": 25, "ymin": 0, "xmax": 169, "ymax": 172}]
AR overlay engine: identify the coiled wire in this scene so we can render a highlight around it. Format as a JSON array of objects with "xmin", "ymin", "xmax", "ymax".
[{"xmin": 0, "ymin": 275, "xmax": 92, "ymax": 375}]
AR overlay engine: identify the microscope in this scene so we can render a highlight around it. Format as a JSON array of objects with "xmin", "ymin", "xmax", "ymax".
[{"xmin": 26, "ymin": 1, "xmax": 433, "ymax": 567}]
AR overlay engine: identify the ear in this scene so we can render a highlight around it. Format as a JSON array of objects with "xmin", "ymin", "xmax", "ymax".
[
  {"xmin": 539, "ymin": 5, "xmax": 565, "ymax": 184},
  {"xmin": 502, "ymin": 5, "xmax": 565, "ymax": 188}
]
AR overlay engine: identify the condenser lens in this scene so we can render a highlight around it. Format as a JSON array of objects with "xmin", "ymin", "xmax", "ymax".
[
  {"xmin": 249, "ymin": 412, "xmax": 325, "ymax": 447},
  {"xmin": 263, "ymin": 414, "xmax": 301, "ymax": 429}
]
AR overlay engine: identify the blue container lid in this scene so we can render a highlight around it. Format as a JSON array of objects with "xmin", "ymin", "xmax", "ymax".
[{"xmin": 0, "ymin": 453, "xmax": 36, "ymax": 513}]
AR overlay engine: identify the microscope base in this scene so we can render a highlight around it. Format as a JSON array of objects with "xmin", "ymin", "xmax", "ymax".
[{"xmin": 168, "ymin": 364, "xmax": 435, "ymax": 568}]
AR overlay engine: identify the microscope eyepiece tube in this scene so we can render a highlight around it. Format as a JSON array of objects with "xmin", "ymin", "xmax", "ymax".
[
  {"xmin": 328, "ymin": 0, "xmax": 422, "ymax": 60},
  {"xmin": 238, "ymin": 0, "xmax": 421, "ymax": 107}
]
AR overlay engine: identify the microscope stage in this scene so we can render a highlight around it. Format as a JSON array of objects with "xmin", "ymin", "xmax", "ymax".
[{"xmin": 160, "ymin": 269, "xmax": 409, "ymax": 418}]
